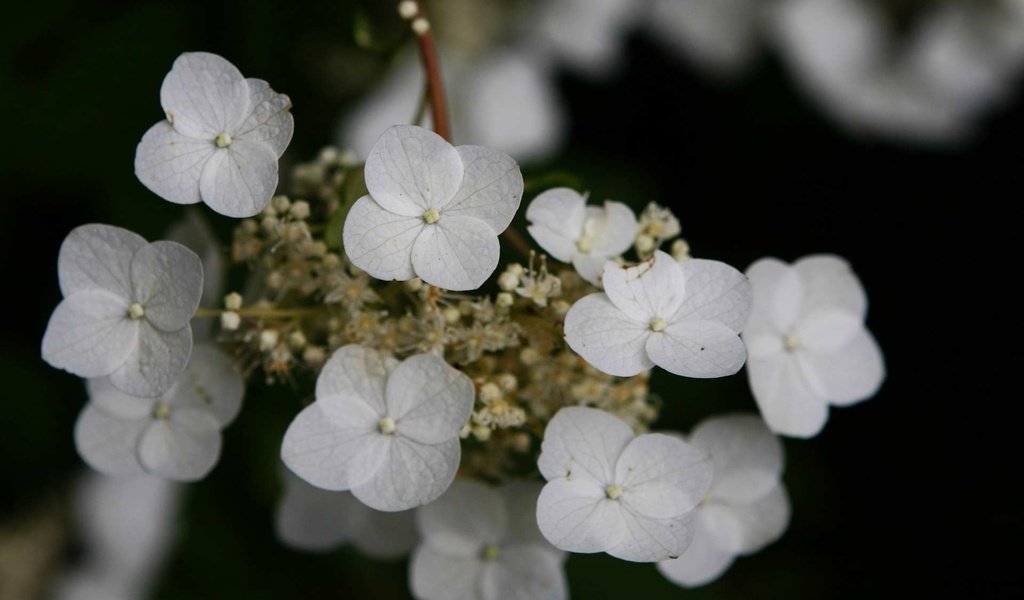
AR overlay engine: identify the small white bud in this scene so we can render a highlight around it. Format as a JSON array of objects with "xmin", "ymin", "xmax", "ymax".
[
  {"xmin": 479, "ymin": 382, "xmax": 502, "ymax": 404},
  {"xmin": 303, "ymin": 346, "xmax": 326, "ymax": 368},
  {"xmin": 550, "ymin": 300, "xmax": 571, "ymax": 318},
  {"xmin": 497, "ymin": 271, "xmax": 520, "ymax": 291},
  {"xmin": 497, "ymin": 373, "xmax": 518, "ymax": 393},
  {"xmin": 398, "ymin": 0, "xmax": 418, "ymax": 19},
  {"xmin": 224, "ymin": 292, "xmax": 243, "ymax": 311},
  {"xmin": 496, "ymin": 292, "xmax": 514, "ymax": 307},
  {"xmin": 221, "ymin": 311, "xmax": 241, "ymax": 331},
  {"xmin": 322, "ymin": 253, "xmax": 341, "ymax": 269},
  {"xmin": 288, "ymin": 330, "xmax": 307, "ymax": 349},
  {"xmin": 507, "ymin": 263, "xmax": 525, "ymax": 277},
  {"xmin": 261, "ymin": 215, "xmax": 279, "ymax": 232},
  {"xmin": 472, "ymin": 425, "xmax": 492, "ymax": 442},
  {"xmin": 405, "ymin": 277, "xmax": 424, "ymax": 292},
  {"xmin": 259, "ymin": 329, "xmax": 279, "ymax": 351},
  {"xmin": 636, "ymin": 234, "xmax": 655, "ymax": 254},
  {"xmin": 671, "ymin": 238, "xmax": 691, "ymax": 261},
  {"xmin": 411, "ymin": 17, "xmax": 430, "ymax": 35},
  {"xmin": 272, "ymin": 195, "xmax": 291, "ymax": 213},
  {"xmin": 289, "ymin": 200, "xmax": 311, "ymax": 220},
  {"xmin": 442, "ymin": 306, "xmax": 461, "ymax": 324}
]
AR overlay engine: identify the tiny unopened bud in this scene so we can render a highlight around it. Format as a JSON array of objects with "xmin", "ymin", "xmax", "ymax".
[
  {"xmin": 260, "ymin": 205, "xmax": 277, "ymax": 218},
  {"xmin": 303, "ymin": 345, "xmax": 326, "ymax": 368},
  {"xmin": 261, "ymin": 216, "xmax": 279, "ymax": 232},
  {"xmin": 266, "ymin": 271, "xmax": 284, "ymax": 290},
  {"xmin": 411, "ymin": 17, "xmax": 430, "ymax": 35},
  {"xmin": 322, "ymin": 253, "xmax": 341, "ymax": 269},
  {"xmin": 442, "ymin": 306, "xmax": 461, "ymax": 324},
  {"xmin": 308, "ymin": 241, "xmax": 327, "ymax": 257},
  {"xmin": 405, "ymin": 277, "xmax": 423, "ymax": 292},
  {"xmin": 519, "ymin": 347, "xmax": 540, "ymax": 366},
  {"xmin": 288, "ymin": 330, "xmax": 307, "ymax": 349},
  {"xmin": 289, "ymin": 200, "xmax": 311, "ymax": 220},
  {"xmin": 479, "ymin": 382, "xmax": 502, "ymax": 404},
  {"xmin": 550, "ymin": 300, "xmax": 571, "ymax": 318},
  {"xmin": 224, "ymin": 292, "xmax": 243, "ymax": 311},
  {"xmin": 221, "ymin": 311, "xmax": 241, "ymax": 331},
  {"xmin": 241, "ymin": 219, "xmax": 259, "ymax": 233},
  {"xmin": 497, "ymin": 271, "xmax": 520, "ymax": 291},
  {"xmin": 507, "ymin": 263, "xmax": 525, "ymax": 277},
  {"xmin": 671, "ymin": 238, "xmax": 691, "ymax": 261},
  {"xmin": 496, "ymin": 292, "xmax": 514, "ymax": 308},
  {"xmin": 472, "ymin": 425, "xmax": 491, "ymax": 442},
  {"xmin": 510, "ymin": 432, "xmax": 531, "ymax": 453},
  {"xmin": 272, "ymin": 195, "xmax": 291, "ymax": 213},
  {"xmin": 497, "ymin": 373, "xmax": 518, "ymax": 393},
  {"xmin": 636, "ymin": 234, "xmax": 655, "ymax": 254},
  {"xmin": 259, "ymin": 329, "xmax": 280, "ymax": 351},
  {"xmin": 398, "ymin": 0, "xmax": 418, "ymax": 19}
]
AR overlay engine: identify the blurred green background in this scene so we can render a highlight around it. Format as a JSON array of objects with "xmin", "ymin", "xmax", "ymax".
[{"xmin": 1, "ymin": 0, "xmax": 1021, "ymax": 598}]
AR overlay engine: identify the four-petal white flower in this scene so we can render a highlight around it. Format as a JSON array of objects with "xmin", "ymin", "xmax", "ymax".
[
  {"xmin": 742, "ymin": 255, "xmax": 885, "ymax": 437},
  {"xmin": 135, "ymin": 52, "xmax": 294, "ymax": 218},
  {"xmin": 525, "ymin": 187, "xmax": 637, "ymax": 285},
  {"xmin": 658, "ymin": 414, "xmax": 790, "ymax": 587},
  {"xmin": 564, "ymin": 250, "xmax": 752, "ymax": 378},
  {"xmin": 74, "ymin": 343, "xmax": 244, "ymax": 482},
  {"xmin": 411, "ymin": 480, "xmax": 567, "ymax": 600},
  {"xmin": 536, "ymin": 406, "xmax": 713, "ymax": 562},
  {"xmin": 342, "ymin": 125, "xmax": 523, "ymax": 291},
  {"xmin": 281, "ymin": 344, "xmax": 474, "ymax": 511},
  {"xmin": 42, "ymin": 224, "xmax": 203, "ymax": 397}
]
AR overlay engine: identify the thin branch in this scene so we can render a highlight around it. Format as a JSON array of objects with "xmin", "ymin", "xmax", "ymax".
[{"xmin": 400, "ymin": 1, "xmax": 450, "ymax": 141}]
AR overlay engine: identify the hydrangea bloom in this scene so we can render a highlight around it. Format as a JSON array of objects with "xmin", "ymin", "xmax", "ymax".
[
  {"xmin": 135, "ymin": 52, "xmax": 294, "ymax": 218},
  {"xmin": 658, "ymin": 414, "xmax": 790, "ymax": 587},
  {"xmin": 41, "ymin": 224, "xmax": 203, "ymax": 397},
  {"xmin": 411, "ymin": 480, "xmax": 567, "ymax": 600},
  {"xmin": 74, "ymin": 343, "xmax": 243, "ymax": 481},
  {"xmin": 564, "ymin": 250, "xmax": 752, "ymax": 378},
  {"xmin": 536, "ymin": 406, "xmax": 712, "ymax": 562},
  {"xmin": 275, "ymin": 469, "xmax": 417, "ymax": 558},
  {"xmin": 281, "ymin": 344, "xmax": 474, "ymax": 511},
  {"xmin": 342, "ymin": 125, "xmax": 523, "ymax": 291},
  {"xmin": 525, "ymin": 187, "xmax": 637, "ymax": 285},
  {"xmin": 743, "ymin": 255, "xmax": 885, "ymax": 437}
]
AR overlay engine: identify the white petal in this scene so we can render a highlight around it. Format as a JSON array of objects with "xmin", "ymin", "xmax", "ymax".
[
  {"xmin": 353, "ymin": 436, "xmax": 461, "ymax": 511},
  {"xmin": 616, "ymin": 434, "xmax": 713, "ymax": 519},
  {"xmin": 731, "ymin": 484, "xmax": 791, "ymax": 554},
  {"xmin": 794, "ymin": 309, "xmax": 864, "ymax": 354},
  {"xmin": 166, "ymin": 210, "xmax": 223, "ymax": 337},
  {"xmin": 745, "ymin": 257, "xmax": 803, "ymax": 334},
  {"xmin": 42, "ymin": 291, "xmax": 138, "ymax": 379},
  {"xmin": 587, "ymin": 200, "xmax": 637, "ymax": 256},
  {"xmin": 199, "ymin": 139, "xmax": 279, "ymax": 218},
  {"xmin": 134, "ymin": 121, "xmax": 214, "ymax": 206},
  {"xmin": 746, "ymin": 353, "xmax": 829, "ymax": 438},
  {"xmin": 525, "ymin": 188, "xmax": 586, "ymax": 262},
  {"xmin": 170, "ymin": 343, "xmax": 244, "ymax": 426},
  {"xmin": 74, "ymin": 403, "xmax": 146, "ymax": 476},
  {"xmin": 794, "ymin": 254, "xmax": 867, "ymax": 319},
  {"xmin": 692, "ymin": 414, "xmax": 784, "ymax": 504},
  {"xmin": 417, "ymin": 480, "xmax": 507, "ymax": 555},
  {"xmin": 536, "ymin": 478, "xmax": 624, "ymax": 553},
  {"xmin": 281, "ymin": 404, "xmax": 386, "ymax": 491},
  {"xmin": 364, "ymin": 125, "xmax": 464, "ymax": 216},
  {"xmin": 342, "ymin": 195, "xmax": 423, "ymax": 282},
  {"xmin": 798, "ymin": 328, "xmax": 885, "ymax": 407},
  {"xmin": 673, "ymin": 259, "xmax": 753, "ymax": 332},
  {"xmin": 275, "ymin": 470, "xmax": 359, "ymax": 551},
  {"xmin": 86, "ymin": 377, "xmax": 153, "ymax": 420},
  {"xmin": 350, "ymin": 507, "xmax": 418, "ymax": 559},
  {"xmin": 538, "ymin": 406, "xmax": 633, "ymax": 483},
  {"xmin": 316, "ymin": 344, "xmax": 395, "ymax": 419},
  {"xmin": 480, "ymin": 545, "xmax": 568, "ymax": 600},
  {"xmin": 411, "ymin": 215, "xmax": 500, "ymax": 291},
  {"xmin": 657, "ymin": 512, "xmax": 735, "ymax": 587},
  {"xmin": 607, "ymin": 510, "xmax": 695, "ymax": 562},
  {"xmin": 602, "ymin": 250, "xmax": 685, "ymax": 322},
  {"xmin": 233, "ymin": 78, "xmax": 294, "ymax": 157},
  {"xmin": 160, "ymin": 52, "xmax": 249, "ymax": 138},
  {"xmin": 410, "ymin": 545, "xmax": 481, "ymax": 600},
  {"xmin": 385, "ymin": 353, "xmax": 474, "ymax": 445},
  {"xmin": 130, "ymin": 241, "xmax": 203, "ymax": 332},
  {"xmin": 502, "ymin": 481, "xmax": 551, "ymax": 547},
  {"xmin": 137, "ymin": 407, "xmax": 221, "ymax": 481},
  {"xmin": 109, "ymin": 323, "xmax": 192, "ymax": 398},
  {"xmin": 570, "ymin": 253, "xmax": 607, "ymax": 286},
  {"xmin": 443, "ymin": 145, "xmax": 523, "ymax": 232},
  {"xmin": 646, "ymin": 320, "xmax": 747, "ymax": 378},
  {"xmin": 562, "ymin": 294, "xmax": 653, "ymax": 377},
  {"xmin": 743, "ymin": 332, "xmax": 784, "ymax": 361},
  {"xmin": 58, "ymin": 224, "xmax": 146, "ymax": 298}
]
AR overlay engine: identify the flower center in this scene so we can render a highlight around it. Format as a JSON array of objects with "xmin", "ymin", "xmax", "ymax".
[
  {"xmin": 480, "ymin": 544, "xmax": 501, "ymax": 561},
  {"xmin": 128, "ymin": 303, "xmax": 146, "ymax": 320},
  {"xmin": 605, "ymin": 484, "xmax": 623, "ymax": 500},
  {"xmin": 378, "ymin": 416, "xmax": 397, "ymax": 435},
  {"xmin": 152, "ymin": 402, "xmax": 172, "ymax": 420},
  {"xmin": 576, "ymin": 235, "xmax": 593, "ymax": 253},
  {"xmin": 649, "ymin": 317, "xmax": 667, "ymax": 332},
  {"xmin": 422, "ymin": 208, "xmax": 440, "ymax": 224},
  {"xmin": 783, "ymin": 334, "xmax": 800, "ymax": 352},
  {"xmin": 215, "ymin": 132, "xmax": 233, "ymax": 148}
]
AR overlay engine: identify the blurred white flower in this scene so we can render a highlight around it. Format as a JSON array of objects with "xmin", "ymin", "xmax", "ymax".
[
  {"xmin": 410, "ymin": 480, "xmax": 567, "ymax": 600},
  {"xmin": 564, "ymin": 250, "xmax": 752, "ymax": 378},
  {"xmin": 529, "ymin": 0, "xmax": 641, "ymax": 78},
  {"xmin": 275, "ymin": 469, "xmax": 417, "ymax": 558},
  {"xmin": 536, "ymin": 406, "xmax": 712, "ymax": 562},
  {"xmin": 42, "ymin": 224, "xmax": 203, "ymax": 397},
  {"xmin": 281, "ymin": 345, "xmax": 474, "ymax": 511},
  {"xmin": 658, "ymin": 414, "xmax": 789, "ymax": 587},
  {"xmin": 74, "ymin": 343, "xmax": 243, "ymax": 482},
  {"xmin": 135, "ymin": 52, "xmax": 293, "ymax": 217},
  {"xmin": 743, "ymin": 255, "xmax": 885, "ymax": 438},
  {"xmin": 525, "ymin": 187, "xmax": 637, "ymax": 285},
  {"xmin": 343, "ymin": 125, "xmax": 523, "ymax": 291},
  {"xmin": 644, "ymin": 0, "xmax": 763, "ymax": 77}
]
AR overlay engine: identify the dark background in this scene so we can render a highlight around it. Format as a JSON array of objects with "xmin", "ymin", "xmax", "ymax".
[{"xmin": 1, "ymin": 1, "xmax": 1020, "ymax": 598}]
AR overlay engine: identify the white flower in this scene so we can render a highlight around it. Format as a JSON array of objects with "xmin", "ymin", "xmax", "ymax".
[
  {"xmin": 742, "ymin": 255, "xmax": 885, "ymax": 438},
  {"xmin": 41, "ymin": 224, "xmax": 203, "ymax": 397},
  {"xmin": 536, "ymin": 406, "xmax": 713, "ymax": 562},
  {"xmin": 658, "ymin": 414, "xmax": 790, "ymax": 587},
  {"xmin": 564, "ymin": 250, "xmax": 752, "ymax": 378},
  {"xmin": 134, "ymin": 52, "xmax": 294, "ymax": 218},
  {"xmin": 281, "ymin": 344, "xmax": 474, "ymax": 511},
  {"xmin": 525, "ymin": 187, "xmax": 637, "ymax": 285},
  {"xmin": 411, "ymin": 480, "xmax": 567, "ymax": 600},
  {"xmin": 275, "ymin": 468, "xmax": 417, "ymax": 558},
  {"xmin": 342, "ymin": 125, "xmax": 523, "ymax": 291},
  {"xmin": 74, "ymin": 343, "xmax": 244, "ymax": 482},
  {"xmin": 645, "ymin": 0, "xmax": 762, "ymax": 77},
  {"xmin": 530, "ymin": 0, "xmax": 642, "ymax": 78}
]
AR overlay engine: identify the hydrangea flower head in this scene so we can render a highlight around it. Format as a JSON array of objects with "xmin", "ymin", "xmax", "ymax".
[
  {"xmin": 564, "ymin": 250, "xmax": 752, "ymax": 378},
  {"xmin": 411, "ymin": 480, "xmax": 567, "ymax": 600},
  {"xmin": 342, "ymin": 125, "xmax": 523, "ymax": 291},
  {"xmin": 536, "ymin": 406, "xmax": 713, "ymax": 562},
  {"xmin": 135, "ymin": 52, "xmax": 294, "ymax": 218},
  {"xmin": 525, "ymin": 187, "xmax": 637, "ymax": 285},
  {"xmin": 743, "ymin": 255, "xmax": 885, "ymax": 437},
  {"xmin": 281, "ymin": 344, "xmax": 474, "ymax": 511},
  {"xmin": 658, "ymin": 414, "xmax": 790, "ymax": 587},
  {"xmin": 74, "ymin": 343, "xmax": 244, "ymax": 482},
  {"xmin": 42, "ymin": 224, "xmax": 203, "ymax": 397}
]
